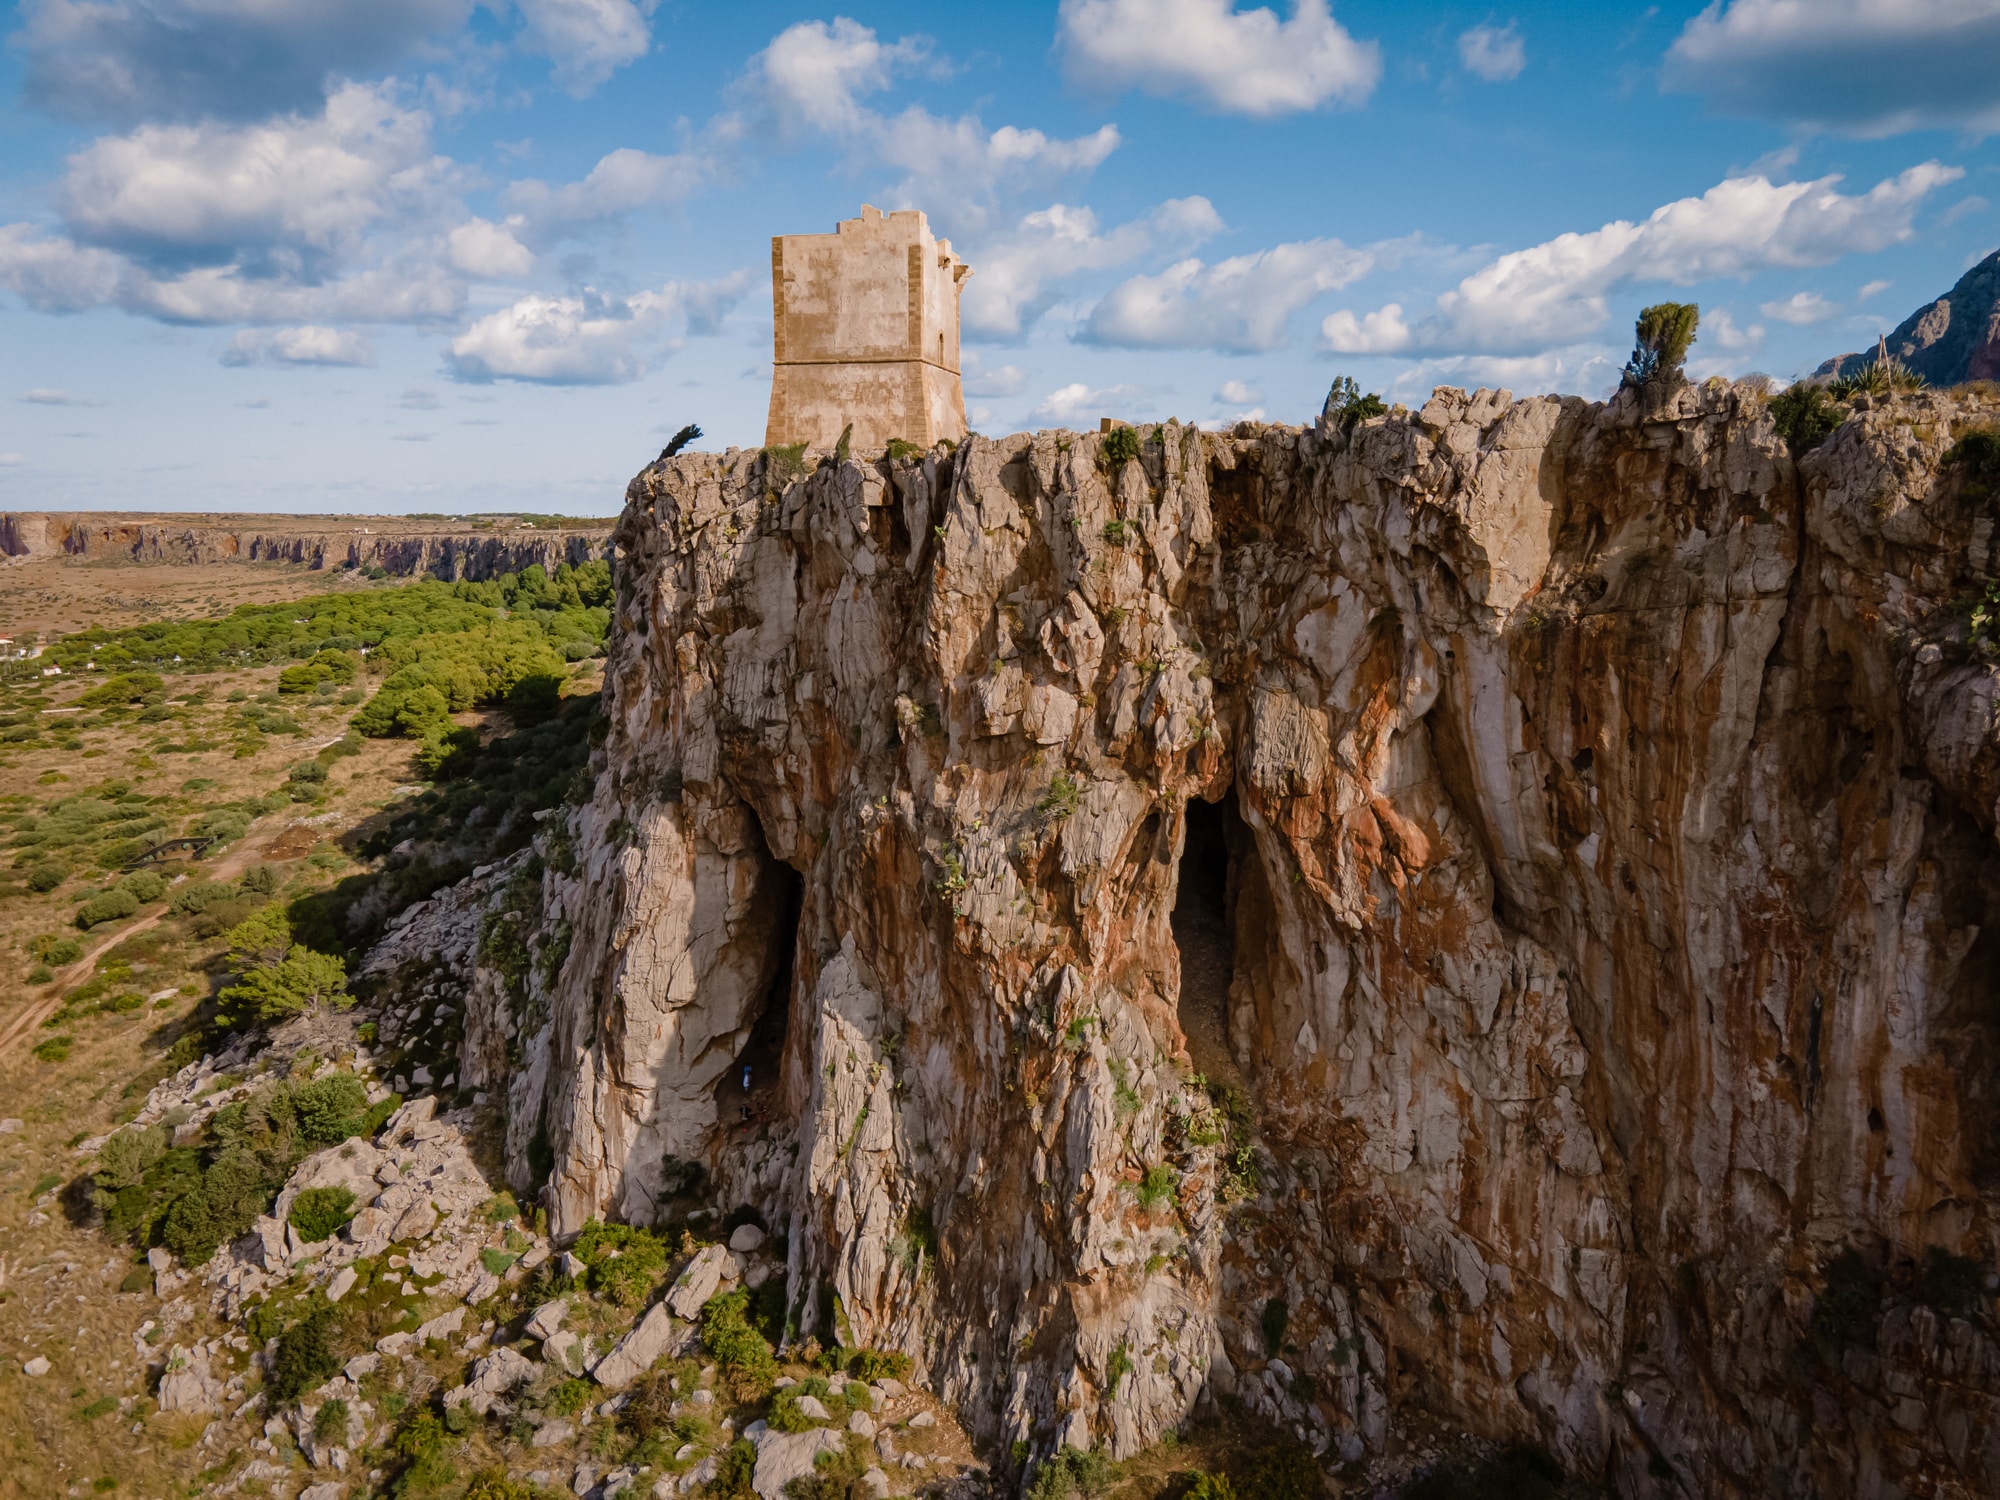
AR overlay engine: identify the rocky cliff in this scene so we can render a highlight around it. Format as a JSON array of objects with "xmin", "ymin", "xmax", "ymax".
[
  {"xmin": 0, "ymin": 511, "xmax": 612, "ymax": 581},
  {"xmin": 440, "ymin": 382, "xmax": 2000, "ymax": 1496},
  {"xmin": 1817, "ymin": 248, "xmax": 2000, "ymax": 387}
]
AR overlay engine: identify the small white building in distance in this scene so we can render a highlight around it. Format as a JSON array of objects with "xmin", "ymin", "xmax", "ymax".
[{"xmin": 765, "ymin": 205, "xmax": 972, "ymax": 453}]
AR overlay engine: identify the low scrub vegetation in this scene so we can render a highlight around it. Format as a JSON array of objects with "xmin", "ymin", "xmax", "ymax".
[{"xmin": 91, "ymin": 1069, "xmax": 389, "ymax": 1264}]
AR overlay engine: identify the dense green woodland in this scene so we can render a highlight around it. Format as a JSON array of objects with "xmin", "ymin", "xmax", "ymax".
[{"xmin": 47, "ymin": 560, "xmax": 612, "ymax": 745}]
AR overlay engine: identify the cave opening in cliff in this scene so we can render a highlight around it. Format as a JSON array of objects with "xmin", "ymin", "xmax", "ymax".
[
  {"xmin": 1173, "ymin": 794, "xmax": 1243, "ymax": 1082},
  {"xmin": 715, "ymin": 860, "xmax": 804, "ymax": 1131}
]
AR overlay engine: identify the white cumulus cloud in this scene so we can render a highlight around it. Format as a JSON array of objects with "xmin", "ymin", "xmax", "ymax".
[
  {"xmin": 515, "ymin": 0, "xmax": 656, "ymax": 95},
  {"xmin": 1215, "ymin": 379, "xmax": 1263, "ymax": 405},
  {"xmin": 0, "ymin": 83, "xmax": 471, "ymax": 328},
  {"xmin": 448, "ymin": 219, "xmax": 535, "ymax": 280},
  {"xmin": 1084, "ymin": 237, "xmax": 1372, "ymax": 352},
  {"xmin": 57, "ymin": 83, "xmax": 448, "ymax": 270},
  {"xmin": 745, "ymin": 18, "xmax": 1119, "ymax": 230},
  {"xmin": 503, "ymin": 148, "xmax": 705, "ymax": 233},
  {"xmin": 0, "ymin": 223, "xmax": 465, "ymax": 324},
  {"xmin": 1057, "ymin": 0, "xmax": 1380, "ymax": 116},
  {"xmin": 1320, "ymin": 163, "xmax": 1959, "ymax": 356},
  {"xmin": 1388, "ymin": 349, "xmax": 1615, "ymax": 401},
  {"xmin": 964, "ymin": 361, "xmax": 1030, "ymax": 398},
  {"xmin": 1319, "ymin": 302, "xmax": 1412, "ymax": 354},
  {"xmin": 1701, "ymin": 308, "xmax": 1765, "ymax": 351},
  {"xmin": 1458, "ymin": 23, "xmax": 1525, "ymax": 81},
  {"xmin": 1760, "ymin": 290, "xmax": 1841, "ymax": 324},
  {"xmin": 1664, "ymin": 0, "xmax": 2000, "ymax": 136},
  {"xmin": 447, "ymin": 274, "xmax": 747, "ymax": 384},
  {"xmin": 1031, "ymin": 381, "xmax": 1143, "ymax": 425},
  {"xmin": 963, "ymin": 198, "xmax": 1223, "ymax": 339},
  {"xmin": 220, "ymin": 325, "xmax": 376, "ymax": 367},
  {"xmin": 750, "ymin": 16, "xmax": 932, "ymax": 136}
]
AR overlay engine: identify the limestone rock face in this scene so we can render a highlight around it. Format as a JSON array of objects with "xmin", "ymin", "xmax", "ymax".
[{"xmin": 469, "ymin": 384, "xmax": 2000, "ymax": 1496}]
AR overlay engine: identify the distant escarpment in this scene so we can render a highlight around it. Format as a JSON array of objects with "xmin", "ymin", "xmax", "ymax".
[
  {"xmin": 412, "ymin": 382, "xmax": 2000, "ymax": 1497},
  {"xmin": 0, "ymin": 511, "xmax": 612, "ymax": 581},
  {"xmin": 1817, "ymin": 247, "xmax": 2000, "ymax": 386}
]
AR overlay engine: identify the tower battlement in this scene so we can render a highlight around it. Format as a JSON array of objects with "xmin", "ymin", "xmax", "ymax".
[{"xmin": 765, "ymin": 205, "xmax": 972, "ymax": 451}]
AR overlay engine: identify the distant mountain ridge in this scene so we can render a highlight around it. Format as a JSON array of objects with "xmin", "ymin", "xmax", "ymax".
[{"xmin": 1815, "ymin": 248, "xmax": 2000, "ymax": 385}]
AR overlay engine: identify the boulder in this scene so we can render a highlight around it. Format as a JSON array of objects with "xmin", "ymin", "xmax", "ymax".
[
  {"xmin": 526, "ymin": 1299, "xmax": 569, "ymax": 1340},
  {"xmin": 343, "ymin": 1206, "xmax": 395, "ymax": 1259},
  {"xmin": 253, "ymin": 1216, "xmax": 287, "ymax": 1269},
  {"xmin": 414, "ymin": 1306, "xmax": 465, "ymax": 1343},
  {"xmin": 542, "ymin": 1329, "xmax": 585, "ymax": 1374},
  {"xmin": 463, "ymin": 1269, "xmax": 502, "ymax": 1305},
  {"xmin": 444, "ymin": 1346, "xmax": 536, "ymax": 1415},
  {"xmin": 326, "ymin": 1268, "xmax": 357, "ymax": 1303},
  {"xmin": 531, "ymin": 1419, "xmax": 573, "ymax": 1448},
  {"xmin": 750, "ymin": 1427, "xmax": 846, "ymax": 1500},
  {"xmin": 796, "ymin": 1394, "xmax": 831, "ymax": 1422},
  {"xmin": 727, "ymin": 1223, "xmax": 767, "ymax": 1253},
  {"xmin": 664, "ymin": 1245, "xmax": 729, "ymax": 1319},
  {"xmin": 393, "ymin": 1198, "xmax": 438, "ymax": 1242},
  {"xmin": 157, "ymin": 1346, "xmax": 222, "ymax": 1413},
  {"xmin": 592, "ymin": 1302, "xmax": 685, "ymax": 1389}
]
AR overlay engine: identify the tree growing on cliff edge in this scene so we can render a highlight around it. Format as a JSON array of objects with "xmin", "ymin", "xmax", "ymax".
[{"xmin": 1623, "ymin": 302, "xmax": 1700, "ymax": 388}]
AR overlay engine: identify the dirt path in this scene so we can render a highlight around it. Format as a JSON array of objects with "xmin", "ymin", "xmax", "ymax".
[{"xmin": 0, "ymin": 825, "xmax": 284, "ymax": 1061}]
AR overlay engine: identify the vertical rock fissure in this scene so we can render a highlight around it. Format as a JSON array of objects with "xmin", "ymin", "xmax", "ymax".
[
  {"xmin": 1172, "ymin": 793, "xmax": 1238, "ymax": 1083},
  {"xmin": 716, "ymin": 858, "xmax": 804, "ymax": 1136}
]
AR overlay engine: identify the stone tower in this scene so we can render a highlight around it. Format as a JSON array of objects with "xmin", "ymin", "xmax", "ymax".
[{"xmin": 765, "ymin": 205, "xmax": 972, "ymax": 452}]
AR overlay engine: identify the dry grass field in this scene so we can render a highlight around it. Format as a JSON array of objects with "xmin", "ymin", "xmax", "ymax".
[
  {"xmin": 0, "ymin": 553, "xmax": 604, "ymax": 1499},
  {"xmin": 0, "ymin": 557, "xmax": 390, "ymax": 640}
]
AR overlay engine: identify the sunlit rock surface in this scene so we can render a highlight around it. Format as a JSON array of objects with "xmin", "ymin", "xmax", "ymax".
[{"xmin": 460, "ymin": 381, "xmax": 2000, "ymax": 1496}]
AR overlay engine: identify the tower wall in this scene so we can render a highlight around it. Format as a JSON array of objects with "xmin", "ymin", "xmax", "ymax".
[{"xmin": 766, "ymin": 205, "xmax": 971, "ymax": 451}]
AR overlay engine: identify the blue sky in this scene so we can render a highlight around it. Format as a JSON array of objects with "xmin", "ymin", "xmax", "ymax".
[{"xmin": 1, "ymin": 0, "xmax": 1998, "ymax": 514}]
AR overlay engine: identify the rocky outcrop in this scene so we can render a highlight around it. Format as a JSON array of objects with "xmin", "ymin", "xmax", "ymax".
[
  {"xmin": 1816, "ymin": 248, "xmax": 2000, "ymax": 386},
  {"xmin": 454, "ymin": 383, "xmax": 2000, "ymax": 1497},
  {"xmin": 0, "ymin": 510, "xmax": 611, "ymax": 580}
]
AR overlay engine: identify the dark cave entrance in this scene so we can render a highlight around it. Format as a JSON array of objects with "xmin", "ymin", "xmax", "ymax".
[
  {"xmin": 1173, "ymin": 794, "xmax": 1244, "ymax": 1083},
  {"xmin": 714, "ymin": 859, "xmax": 804, "ymax": 1132}
]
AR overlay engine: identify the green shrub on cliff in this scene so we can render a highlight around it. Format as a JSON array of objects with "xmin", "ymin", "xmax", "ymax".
[
  {"xmin": 215, "ymin": 906, "xmax": 347, "ymax": 1025},
  {"xmin": 1323, "ymin": 374, "xmax": 1387, "ymax": 431},
  {"xmin": 1769, "ymin": 382, "xmax": 1844, "ymax": 455},
  {"xmin": 1622, "ymin": 302, "xmax": 1699, "ymax": 388},
  {"xmin": 1100, "ymin": 426, "xmax": 1140, "ymax": 467}
]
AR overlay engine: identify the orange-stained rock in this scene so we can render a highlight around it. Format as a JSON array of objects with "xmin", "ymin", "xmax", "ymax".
[{"xmin": 462, "ymin": 380, "xmax": 2000, "ymax": 1495}]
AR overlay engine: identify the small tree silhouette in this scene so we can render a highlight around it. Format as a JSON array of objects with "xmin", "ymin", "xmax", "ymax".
[
  {"xmin": 1623, "ymin": 303, "xmax": 1699, "ymax": 388},
  {"xmin": 657, "ymin": 423, "xmax": 701, "ymax": 462}
]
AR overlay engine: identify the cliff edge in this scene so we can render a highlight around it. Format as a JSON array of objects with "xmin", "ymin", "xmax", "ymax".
[{"xmin": 431, "ymin": 378, "xmax": 2000, "ymax": 1496}]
